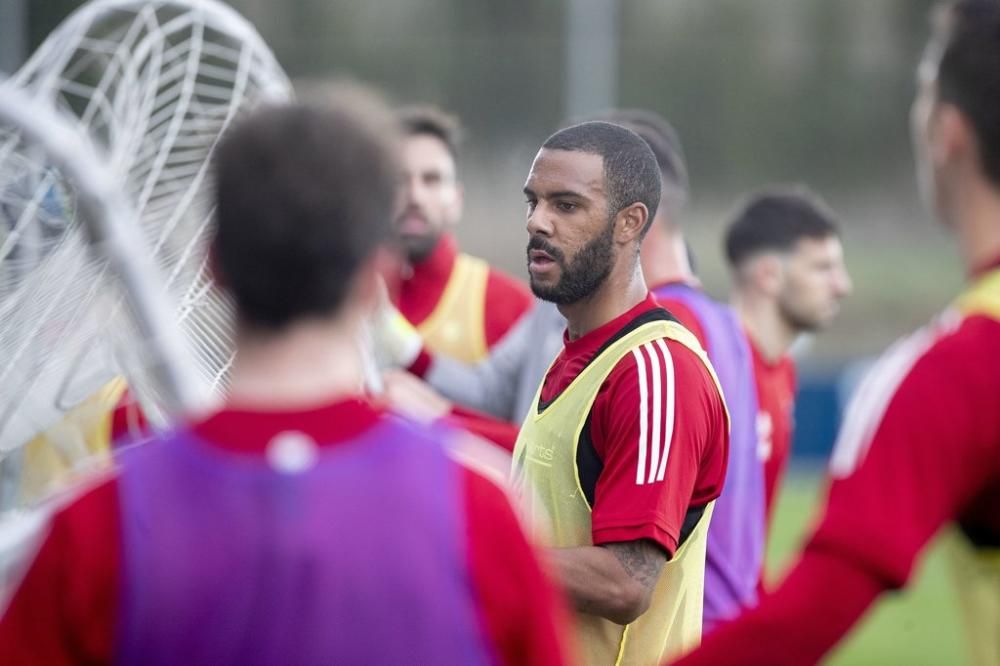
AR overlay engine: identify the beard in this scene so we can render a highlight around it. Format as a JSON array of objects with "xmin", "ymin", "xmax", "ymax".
[
  {"xmin": 527, "ymin": 221, "xmax": 615, "ymax": 305},
  {"xmin": 777, "ymin": 296, "xmax": 829, "ymax": 333}
]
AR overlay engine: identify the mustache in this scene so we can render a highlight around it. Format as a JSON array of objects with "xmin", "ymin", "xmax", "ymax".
[
  {"xmin": 526, "ymin": 235, "xmax": 565, "ymax": 264},
  {"xmin": 395, "ymin": 206, "xmax": 427, "ymax": 224}
]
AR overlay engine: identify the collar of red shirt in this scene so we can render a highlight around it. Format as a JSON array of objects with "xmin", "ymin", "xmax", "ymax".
[
  {"xmin": 561, "ymin": 293, "xmax": 660, "ymax": 358},
  {"xmin": 189, "ymin": 396, "xmax": 385, "ymax": 455},
  {"xmin": 971, "ymin": 252, "xmax": 1000, "ymax": 279},
  {"xmin": 405, "ymin": 233, "xmax": 458, "ymax": 286},
  {"xmin": 745, "ymin": 330, "xmax": 794, "ymax": 373}
]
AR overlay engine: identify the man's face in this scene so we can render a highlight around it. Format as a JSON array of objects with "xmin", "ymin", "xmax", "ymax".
[
  {"xmin": 523, "ymin": 148, "xmax": 616, "ymax": 305},
  {"xmin": 776, "ymin": 235, "xmax": 852, "ymax": 332},
  {"xmin": 394, "ymin": 134, "xmax": 462, "ymax": 261}
]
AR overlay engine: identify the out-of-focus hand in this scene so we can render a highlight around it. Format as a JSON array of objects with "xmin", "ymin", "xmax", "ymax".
[
  {"xmin": 370, "ymin": 282, "xmax": 423, "ymax": 369},
  {"xmin": 381, "ymin": 369, "xmax": 451, "ymax": 422}
]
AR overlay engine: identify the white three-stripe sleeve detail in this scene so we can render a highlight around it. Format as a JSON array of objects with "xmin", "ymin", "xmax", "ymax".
[
  {"xmin": 644, "ymin": 343, "xmax": 663, "ymax": 484},
  {"xmin": 631, "ymin": 347, "xmax": 649, "ymax": 485},
  {"xmin": 653, "ymin": 338, "xmax": 676, "ymax": 482}
]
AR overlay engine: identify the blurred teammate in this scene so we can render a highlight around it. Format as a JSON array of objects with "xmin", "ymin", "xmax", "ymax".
[
  {"xmin": 392, "ymin": 106, "xmax": 531, "ymax": 362},
  {"xmin": 0, "ymin": 94, "xmax": 570, "ymax": 665},
  {"xmin": 513, "ymin": 121, "xmax": 729, "ymax": 664},
  {"xmin": 724, "ymin": 188, "xmax": 851, "ymax": 586},
  {"xmin": 674, "ymin": 2, "xmax": 1000, "ymax": 663}
]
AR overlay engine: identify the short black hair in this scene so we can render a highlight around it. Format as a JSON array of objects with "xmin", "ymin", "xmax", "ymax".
[
  {"xmin": 541, "ymin": 121, "xmax": 662, "ymax": 234},
  {"xmin": 933, "ymin": 0, "xmax": 1000, "ymax": 186},
  {"xmin": 590, "ymin": 109, "xmax": 689, "ymax": 211},
  {"xmin": 724, "ymin": 186, "xmax": 840, "ymax": 268},
  {"xmin": 397, "ymin": 105, "xmax": 463, "ymax": 161},
  {"xmin": 212, "ymin": 95, "xmax": 400, "ymax": 330}
]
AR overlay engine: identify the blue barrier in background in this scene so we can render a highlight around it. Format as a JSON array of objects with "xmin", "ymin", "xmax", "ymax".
[{"xmin": 791, "ymin": 359, "xmax": 872, "ymax": 462}]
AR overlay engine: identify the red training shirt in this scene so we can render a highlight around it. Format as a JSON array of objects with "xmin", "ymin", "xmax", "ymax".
[
  {"xmin": 392, "ymin": 234, "xmax": 532, "ymax": 348},
  {"xmin": 539, "ymin": 293, "xmax": 729, "ymax": 557},
  {"xmin": 673, "ymin": 293, "xmax": 1000, "ymax": 665},
  {"xmin": 0, "ymin": 397, "xmax": 572, "ymax": 666},
  {"xmin": 748, "ymin": 337, "xmax": 797, "ymax": 534}
]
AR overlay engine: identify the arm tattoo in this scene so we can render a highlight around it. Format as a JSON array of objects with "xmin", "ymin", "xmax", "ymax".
[{"xmin": 604, "ymin": 540, "xmax": 667, "ymax": 592}]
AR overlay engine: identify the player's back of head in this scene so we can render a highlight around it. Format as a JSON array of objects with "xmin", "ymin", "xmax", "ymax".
[
  {"xmin": 542, "ymin": 121, "xmax": 662, "ymax": 235},
  {"xmin": 933, "ymin": 0, "xmax": 1000, "ymax": 187},
  {"xmin": 211, "ymin": 91, "xmax": 400, "ymax": 331},
  {"xmin": 589, "ymin": 109, "xmax": 689, "ymax": 216},
  {"xmin": 724, "ymin": 186, "xmax": 840, "ymax": 269}
]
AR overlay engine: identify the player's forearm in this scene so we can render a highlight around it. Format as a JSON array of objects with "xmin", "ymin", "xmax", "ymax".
[
  {"xmin": 425, "ymin": 354, "xmax": 513, "ymax": 418},
  {"xmin": 547, "ymin": 545, "xmax": 654, "ymax": 625},
  {"xmin": 671, "ymin": 547, "xmax": 884, "ymax": 665}
]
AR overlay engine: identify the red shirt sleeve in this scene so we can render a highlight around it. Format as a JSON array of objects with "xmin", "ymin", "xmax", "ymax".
[
  {"xmin": 589, "ymin": 337, "xmax": 728, "ymax": 556},
  {"xmin": 0, "ymin": 479, "xmax": 119, "ymax": 665},
  {"xmin": 461, "ymin": 467, "xmax": 574, "ymax": 666},
  {"xmin": 673, "ymin": 315, "xmax": 1000, "ymax": 665},
  {"xmin": 483, "ymin": 269, "xmax": 533, "ymax": 348}
]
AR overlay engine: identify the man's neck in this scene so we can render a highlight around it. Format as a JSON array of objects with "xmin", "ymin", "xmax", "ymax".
[
  {"xmin": 641, "ymin": 224, "xmax": 698, "ymax": 289},
  {"xmin": 559, "ymin": 262, "xmax": 648, "ymax": 341},
  {"xmin": 228, "ymin": 316, "xmax": 365, "ymax": 409},
  {"xmin": 732, "ymin": 292, "xmax": 796, "ymax": 363},
  {"xmin": 951, "ymin": 177, "xmax": 1000, "ymax": 278}
]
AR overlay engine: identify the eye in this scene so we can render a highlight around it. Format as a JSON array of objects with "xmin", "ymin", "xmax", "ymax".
[
  {"xmin": 525, "ymin": 198, "xmax": 538, "ymax": 211},
  {"xmin": 556, "ymin": 201, "xmax": 577, "ymax": 213}
]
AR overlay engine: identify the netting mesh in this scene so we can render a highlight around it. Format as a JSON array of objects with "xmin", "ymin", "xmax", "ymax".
[{"xmin": 0, "ymin": 0, "xmax": 292, "ymax": 456}]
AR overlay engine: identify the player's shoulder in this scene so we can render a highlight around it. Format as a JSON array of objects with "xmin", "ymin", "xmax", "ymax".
[
  {"xmin": 481, "ymin": 261, "xmax": 532, "ymax": 300},
  {"xmin": 606, "ymin": 333, "xmax": 718, "ymax": 396},
  {"xmin": 898, "ymin": 311, "xmax": 1000, "ymax": 390},
  {"xmin": 48, "ymin": 470, "xmax": 120, "ymax": 544}
]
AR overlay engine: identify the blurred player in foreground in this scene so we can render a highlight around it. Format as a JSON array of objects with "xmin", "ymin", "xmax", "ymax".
[
  {"xmin": 674, "ymin": 1, "xmax": 1000, "ymax": 663},
  {"xmin": 724, "ymin": 187, "xmax": 851, "ymax": 590},
  {"xmin": 0, "ymin": 93, "xmax": 570, "ymax": 665},
  {"xmin": 513, "ymin": 121, "xmax": 729, "ymax": 664}
]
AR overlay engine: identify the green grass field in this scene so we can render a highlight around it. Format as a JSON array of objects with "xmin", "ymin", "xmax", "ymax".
[{"xmin": 766, "ymin": 470, "xmax": 970, "ymax": 665}]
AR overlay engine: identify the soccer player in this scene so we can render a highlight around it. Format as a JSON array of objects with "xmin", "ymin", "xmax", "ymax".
[
  {"xmin": 673, "ymin": 2, "xmax": 1000, "ymax": 664},
  {"xmin": 391, "ymin": 105, "xmax": 532, "ymax": 362},
  {"xmin": 0, "ymin": 94, "xmax": 571, "ymax": 665},
  {"xmin": 513, "ymin": 121, "xmax": 730, "ymax": 664},
  {"xmin": 724, "ymin": 188, "xmax": 851, "ymax": 581}
]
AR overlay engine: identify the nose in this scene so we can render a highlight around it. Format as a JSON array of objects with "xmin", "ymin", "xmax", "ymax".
[
  {"xmin": 526, "ymin": 202, "xmax": 554, "ymax": 238},
  {"xmin": 402, "ymin": 173, "xmax": 425, "ymax": 208}
]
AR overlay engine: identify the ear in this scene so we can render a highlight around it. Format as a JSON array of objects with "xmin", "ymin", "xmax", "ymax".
[
  {"xmin": 614, "ymin": 202, "xmax": 649, "ymax": 245},
  {"xmin": 932, "ymin": 103, "xmax": 975, "ymax": 170},
  {"xmin": 748, "ymin": 254, "xmax": 785, "ymax": 296}
]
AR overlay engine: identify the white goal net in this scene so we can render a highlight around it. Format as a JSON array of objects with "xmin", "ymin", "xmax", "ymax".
[{"xmin": 0, "ymin": 0, "xmax": 292, "ymax": 506}]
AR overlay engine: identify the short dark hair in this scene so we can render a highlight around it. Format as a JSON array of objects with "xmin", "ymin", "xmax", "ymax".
[
  {"xmin": 933, "ymin": 0, "xmax": 1000, "ymax": 186},
  {"xmin": 724, "ymin": 186, "xmax": 840, "ymax": 268},
  {"xmin": 212, "ymin": 95, "xmax": 400, "ymax": 330},
  {"xmin": 397, "ymin": 105, "xmax": 463, "ymax": 161},
  {"xmin": 590, "ymin": 109, "xmax": 689, "ymax": 211},
  {"xmin": 541, "ymin": 121, "xmax": 662, "ymax": 234}
]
